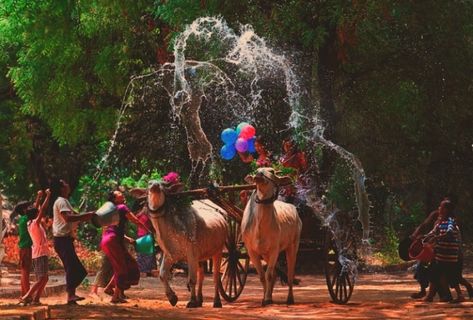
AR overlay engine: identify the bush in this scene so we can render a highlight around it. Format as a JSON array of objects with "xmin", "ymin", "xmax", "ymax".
[
  {"xmin": 3, "ymin": 235, "xmax": 19, "ymax": 264},
  {"xmin": 326, "ymin": 161, "xmax": 356, "ymax": 212},
  {"xmin": 393, "ymin": 201, "xmax": 425, "ymax": 236},
  {"xmin": 373, "ymin": 226, "xmax": 403, "ymax": 266}
]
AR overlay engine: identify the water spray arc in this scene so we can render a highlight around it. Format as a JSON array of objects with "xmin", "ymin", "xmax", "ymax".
[{"xmin": 88, "ymin": 16, "xmax": 371, "ymax": 289}]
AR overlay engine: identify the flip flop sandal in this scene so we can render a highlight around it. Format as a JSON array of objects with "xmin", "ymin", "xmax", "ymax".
[
  {"xmin": 104, "ymin": 289, "xmax": 114, "ymax": 296},
  {"xmin": 72, "ymin": 296, "xmax": 85, "ymax": 301},
  {"xmin": 17, "ymin": 297, "xmax": 33, "ymax": 306},
  {"xmin": 67, "ymin": 300, "xmax": 78, "ymax": 305}
]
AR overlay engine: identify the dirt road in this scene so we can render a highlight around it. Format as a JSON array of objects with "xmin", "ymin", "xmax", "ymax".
[{"xmin": 1, "ymin": 271, "xmax": 472, "ymax": 319}]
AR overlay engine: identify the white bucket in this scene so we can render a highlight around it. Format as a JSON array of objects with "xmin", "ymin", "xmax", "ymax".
[{"xmin": 92, "ymin": 201, "xmax": 120, "ymax": 227}]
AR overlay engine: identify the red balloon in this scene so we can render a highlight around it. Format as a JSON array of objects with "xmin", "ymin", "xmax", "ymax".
[{"xmin": 239, "ymin": 124, "xmax": 256, "ymax": 139}]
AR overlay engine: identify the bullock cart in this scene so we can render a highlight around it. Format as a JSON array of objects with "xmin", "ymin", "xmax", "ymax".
[{"xmin": 169, "ymin": 184, "xmax": 358, "ymax": 304}]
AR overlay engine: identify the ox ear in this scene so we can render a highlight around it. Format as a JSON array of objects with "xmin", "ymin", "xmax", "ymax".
[
  {"xmin": 129, "ymin": 188, "xmax": 147, "ymax": 199},
  {"xmin": 276, "ymin": 176, "xmax": 293, "ymax": 186},
  {"xmin": 244, "ymin": 175, "xmax": 255, "ymax": 184},
  {"xmin": 165, "ymin": 182, "xmax": 185, "ymax": 194}
]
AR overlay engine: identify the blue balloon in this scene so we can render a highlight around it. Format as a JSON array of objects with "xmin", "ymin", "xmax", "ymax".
[
  {"xmin": 236, "ymin": 122, "xmax": 249, "ymax": 135},
  {"xmin": 220, "ymin": 144, "xmax": 236, "ymax": 160},
  {"xmin": 221, "ymin": 128, "xmax": 238, "ymax": 145},
  {"xmin": 247, "ymin": 137, "xmax": 256, "ymax": 153}
]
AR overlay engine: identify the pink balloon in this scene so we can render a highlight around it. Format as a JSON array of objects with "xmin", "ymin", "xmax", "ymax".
[
  {"xmin": 239, "ymin": 124, "xmax": 256, "ymax": 139},
  {"xmin": 235, "ymin": 138, "xmax": 248, "ymax": 152}
]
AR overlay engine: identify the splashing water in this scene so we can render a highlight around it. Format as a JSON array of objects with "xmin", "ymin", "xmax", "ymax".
[{"xmin": 89, "ymin": 17, "xmax": 371, "ymax": 279}]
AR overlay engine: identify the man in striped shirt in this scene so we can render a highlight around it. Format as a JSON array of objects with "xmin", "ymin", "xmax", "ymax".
[{"xmin": 425, "ymin": 200, "xmax": 465, "ymax": 303}]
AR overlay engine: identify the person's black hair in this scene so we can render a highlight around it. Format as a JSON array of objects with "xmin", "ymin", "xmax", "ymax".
[
  {"xmin": 442, "ymin": 200, "xmax": 455, "ymax": 218},
  {"xmin": 13, "ymin": 201, "xmax": 32, "ymax": 216},
  {"xmin": 444, "ymin": 193, "xmax": 458, "ymax": 209},
  {"xmin": 107, "ymin": 191, "xmax": 116, "ymax": 202},
  {"xmin": 25, "ymin": 206, "xmax": 39, "ymax": 221},
  {"xmin": 49, "ymin": 178, "xmax": 63, "ymax": 197}
]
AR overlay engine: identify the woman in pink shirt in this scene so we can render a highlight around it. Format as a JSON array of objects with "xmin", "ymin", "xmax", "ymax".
[{"xmin": 18, "ymin": 189, "xmax": 51, "ymax": 306}]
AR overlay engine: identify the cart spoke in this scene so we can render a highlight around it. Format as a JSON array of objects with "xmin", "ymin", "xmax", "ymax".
[{"xmin": 236, "ymin": 266, "xmax": 243, "ymax": 288}]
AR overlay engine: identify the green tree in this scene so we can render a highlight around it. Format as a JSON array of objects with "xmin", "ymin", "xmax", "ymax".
[{"xmin": 0, "ymin": 0, "xmax": 159, "ymax": 197}]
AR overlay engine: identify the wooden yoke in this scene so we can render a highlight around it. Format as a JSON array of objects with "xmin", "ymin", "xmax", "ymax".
[
  {"xmin": 168, "ymin": 184, "xmax": 257, "ymax": 222},
  {"xmin": 167, "ymin": 180, "xmax": 292, "ymax": 223}
]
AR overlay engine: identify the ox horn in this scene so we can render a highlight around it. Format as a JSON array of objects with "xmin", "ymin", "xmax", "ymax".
[
  {"xmin": 266, "ymin": 169, "xmax": 292, "ymax": 186},
  {"xmin": 164, "ymin": 182, "xmax": 186, "ymax": 194},
  {"xmin": 130, "ymin": 188, "xmax": 147, "ymax": 199},
  {"xmin": 244, "ymin": 174, "xmax": 255, "ymax": 184}
]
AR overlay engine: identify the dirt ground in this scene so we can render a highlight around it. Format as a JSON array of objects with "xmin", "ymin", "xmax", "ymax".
[{"xmin": 1, "ymin": 271, "xmax": 473, "ymax": 319}]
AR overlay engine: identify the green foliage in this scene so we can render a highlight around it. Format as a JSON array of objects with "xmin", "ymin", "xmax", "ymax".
[
  {"xmin": 393, "ymin": 201, "xmax": 425, "ymax": 235},
  {"xmin": 373, "ymin": 227, "xmax": 403, "ymax": 266},
  {"xmin": 326, "ymin": 161, "xmax": 355, "ymax": 212},
  {"xmin": 0, "ymin": 0, "xmax": 161, "ymax": 199},
  {"xmin": 48, "ymin": 256, "xmax": 63, "ymax": 270},
  {"xmin": 0, "ymin": 0, "xmax": 158, "ymax": 145},
  {"xmin": 76, "ymin": 221, "xmax": 101, "ymax": 251},
  {"xmin": 155, "ymin": 0, "xmax": 208, "ymax": 27}
]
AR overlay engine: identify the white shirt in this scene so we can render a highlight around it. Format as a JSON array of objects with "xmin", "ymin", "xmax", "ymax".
[
  {"xmin": 28, "ymin": 219, "xmax": 49, "ymax": 259},
  {"xmin": 53, "ymin": 197, "xmax": 75, "ymax": 237}
]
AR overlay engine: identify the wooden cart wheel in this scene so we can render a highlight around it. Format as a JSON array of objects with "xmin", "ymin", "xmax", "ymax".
[
  {"xmin": 324, "ymin": 225, "xmax": 357, "ymax": 304},
  {"xmin": 218, "ymin": 218, "xmax": 249, "ymax": 302}
]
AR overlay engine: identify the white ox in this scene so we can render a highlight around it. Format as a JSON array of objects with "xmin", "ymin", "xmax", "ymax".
[
  {"xmin": 242, "ymin": 167, "xmax": 302, "ymax": 306},
  {"xmin": 131, "ymin": 181, "xmax": 227, "ymax": 308}
]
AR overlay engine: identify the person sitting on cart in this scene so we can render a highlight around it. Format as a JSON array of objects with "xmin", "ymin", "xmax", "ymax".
[
  {"xmin": 238, "ymin": 136, "xmax": 273, "ymax": 166},
  {"xmin": 279, "ymin": 137, "xmax": 308, "ymax": 205},
  {"xmin": 424, "ymin": 200, "xmax": 464, "ymax": 303}
]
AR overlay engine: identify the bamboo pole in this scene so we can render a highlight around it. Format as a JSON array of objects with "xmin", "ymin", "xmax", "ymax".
[{"xmin": 168, "ymin": 184, "xmax": 257, "ymax": 198}]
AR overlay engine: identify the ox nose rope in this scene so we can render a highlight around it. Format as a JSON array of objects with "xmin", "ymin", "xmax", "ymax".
[
  {"xmin": 147, "ymin": 203, "xmax": 167, "ymax": 218},
  {"xmin": 255, "ymin": 187, "xmax": 279, "ymax": 204}
]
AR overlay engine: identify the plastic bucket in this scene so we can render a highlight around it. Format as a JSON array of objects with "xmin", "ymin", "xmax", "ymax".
[
  {"xmin": 135, "ymin": 234, "xmax": 155, "ymax": 255},
  {"xmin": 409, "ymin": 239, "xmax": 434, "ymax": 262},
  {"xmin": 92, "ymin": 201, "xmax": 120, "ymax": 227}
]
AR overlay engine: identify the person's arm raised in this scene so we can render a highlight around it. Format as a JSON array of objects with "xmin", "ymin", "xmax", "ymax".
[
  {"xmin": 411, "ymin": 210, "xmax": 438, "ymax": 239},
  {"xmin": 34, "ymin": 189, "xmax": 51, "ymax": 224},
  {"xmin": 34, "ymin": 190, "xmax": 44, "ymax": 209}
]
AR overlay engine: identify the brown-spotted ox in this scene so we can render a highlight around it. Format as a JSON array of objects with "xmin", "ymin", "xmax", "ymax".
[
  {"xmin": 242, "ymin": 167, "xmax": 302, "ymax": 306},
  {"xmin": 131, "ymin": 180, "xmax": 227, "ymax": 308}
]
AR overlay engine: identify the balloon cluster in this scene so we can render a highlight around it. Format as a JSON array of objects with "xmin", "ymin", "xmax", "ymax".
[{"xmin": 220, "ymin": 122, "xmax": 256, "ymax": 160}]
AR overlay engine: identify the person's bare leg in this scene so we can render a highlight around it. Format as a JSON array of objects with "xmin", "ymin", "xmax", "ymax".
[
  {"xmin": 111, "ymin": 285, "xmax": 126, "ymax": 303},
  {"xmin": 32, "ymin": 276, "xmax": 48, "ymax": 303},
  {"xmin": 20, "ymin": 277, "xmax": 44, "ymax": 304},
  {"xmin": 104, "ymin": 276, "xmax": 115, "ymax": 295}
]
